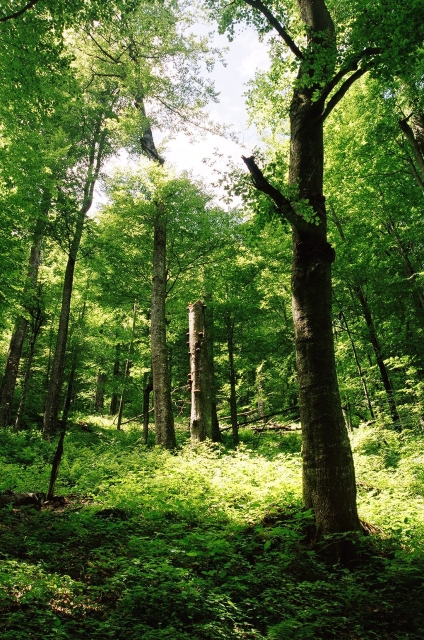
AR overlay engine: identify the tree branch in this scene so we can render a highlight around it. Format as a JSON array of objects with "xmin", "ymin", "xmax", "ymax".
[
  {"xmin": 0, "ymin": 0, "xmax": 40, "ymax": 23},
  {"xmin": 319, "ymin": 67, "xmax": 367, "ymax": 121},
  {"xmin": 319, "ymin": 48, "xmax": 380, "ymax": 104},
  {"xmin": 243, "ymin": 0, "xmax": 304, "ymax": 59},
  {"xmin": 242, "ymin": 155, "xmax": 309, "ymax": 231}
]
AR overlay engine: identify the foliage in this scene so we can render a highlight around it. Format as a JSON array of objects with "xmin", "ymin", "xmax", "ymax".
[{"xmin": 1, "ymin": 421, "xmax": 424, "ymax": 638}]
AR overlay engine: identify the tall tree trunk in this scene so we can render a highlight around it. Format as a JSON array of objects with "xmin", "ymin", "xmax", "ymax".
[
  {"xmin": 62, "ymin": 350, "xmax": 78, "ymax": 426},
  {"xmin": 116, "ymin": 301, "xmax": 137, "ymax": 431},
  {"xmin": 110, "ymin": 343, "xmax": 121, "ymax": 415},
  {"xmin": 43, "ymin": 123, "xmax": 106, "ymax": 439},
  {"xmin": 188, "ymin": 300, "xmax": 210, "ymax": 443},
  {"xmin": 14, "ymin": 300, "xmax": 45, "ymax": 431},
  {"xmin": 225, "ymin": 315, "xmax": 239, "ymax": 446},
  {"xmin": 151, "ymin": 212, "xmax": 175, "ymax": 449},
  {"xmin": 338, "ymin": 307, "xmax": 375, "ymax": 420},
  {"xmin": 0, "ymin": 213, "xmax": 45, "ymax": 427},
  {"xmin": 142, "ymin": 369, "xmax": 153, "ymax": 444},
  {"xmin": 203, "ymin": 294, "xmax": 221, "ymax": 442},
  {"xmin": 399, "ymin": 115, "xmax": 424, "ymax": 181},
  {"xmin": 353, "ymin": 284, "xmax": 400, "ymax": 426},
  {"xmin": 288, "ymin": 1, "xmax": 360, "ymax": 538},
  {"xmin": 242, "ymin": 0, "xmax": 361, "ymax": 539},
  {"xmin": 95, "ymin": 372, "xmax": 106, "ymax": 413}
]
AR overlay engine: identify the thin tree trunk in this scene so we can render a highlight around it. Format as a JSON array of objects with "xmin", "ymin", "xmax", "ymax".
[
  {"xmin": 142, "ymin": 369, "xmax": 153, "ymax": 444},
  {"xmin": 339, "ymin": 307, "xmax": 375, "ymax": 420},
  {"xmin": 353, "ymin": 284, "xmax": 400, "ymax": 426},
  {"xmin": 95, "ymin": 372, "xmax": 106, "ymax": 413},
  {"xmin": 188, "ymin": 300, "xmax": 210, "ymax": 443},
  {"xmin": 110, "ymin": 343, "xmax": 121, "ymax": 415},
  {"xmin": 14, "ymin": 301, "xmax": 44, "ymax": 430},
  {"xmin": 151, "ymin": 211, "xmax": 175, "ymax": 449},
  {"xmin": 203, "ymin": 295, "xmax": 221, "ymax": 442},
  {"xmin": 62, "ymin": 351, "xmax": 78, "ymax": 426},
  {"xmin": 225, "ymin": 315, "xmax": 239, "ymax": 446},
  {"xmin": 43, "ymin": 123, "xmax": 106, "ymax": 439},
  {"xmin": 0, "ymin": 214, "xmax": 45, "ymax": 427},
  {"xmin": 117, "ymin": 301, "xmax": 137, "ymax": 431}
]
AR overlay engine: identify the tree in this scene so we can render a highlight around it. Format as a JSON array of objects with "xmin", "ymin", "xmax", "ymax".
[{"xmin": 208, "ymin": 0, "xmax": 424, "ymax": 540}]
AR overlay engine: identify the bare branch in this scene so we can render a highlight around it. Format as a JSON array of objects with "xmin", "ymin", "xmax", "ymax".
[
  {"xmin": 243, "ymin": 0, "xmax": 304, "ymax": 59},
  {"xmin": 242, "ymin": 155, "xmax": 309, "ymax": 231},
  {"xmin": 0, "ymin": 0, "xmax": 40, "ymax": 23}
]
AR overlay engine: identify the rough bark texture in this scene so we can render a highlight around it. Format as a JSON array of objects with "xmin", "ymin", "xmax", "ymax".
[
  {"xmin": 0, "ymin": 215, "xmax": 44, "ymax": 427},
  {"xmin": 188, "ymin": 300, "xmax": 211, "ymax": 443},
  {"xmin": 151, "ymin": 213, "xmax": 176, "ymax": 449},
  {"xmin": 290, "ymin": 0, "xmax": 360, "ymax": 538},
  {"xmin": 242, "ymin": 0, "xmax": 361, "ymax": 539}
]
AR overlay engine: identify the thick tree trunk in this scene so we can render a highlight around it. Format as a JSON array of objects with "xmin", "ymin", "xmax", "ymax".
[
  {"xmin": 151, "ymin": 213, "xmax": 176, "ymax": 449},
  {"xmin": 0, "ymin": 215, "xmax": 44, "ymax": 427},
  {"xmin": 188, "ymin": 300, "xmax": 210, "ymax": 443},
  {"xmin": 110, "ymin": 343, "xmax": 121, "ymax": 415},
  {"xmin": 288, "ymin": 0, "xmax": 360, "ymax": 537},
  {"xmin": 43, "ymin": 124, "xmax": 106, "ymax": 439},
  {"xmin": 353, "ymin": 284, "xmax": 400, "ymax": 426}
]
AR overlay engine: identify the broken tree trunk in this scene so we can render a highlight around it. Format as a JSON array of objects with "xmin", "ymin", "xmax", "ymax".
[{"xmin": 188, "ymin": 300, "xmax": 211, "ymax": 443}]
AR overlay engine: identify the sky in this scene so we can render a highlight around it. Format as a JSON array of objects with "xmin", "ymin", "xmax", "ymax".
[
  {"xmin": 162, "ymin": 28, "xmax": 270, "ymax": 179},
  {"xmin": 96, "ymin": 27, "xmax": 270, "ymax": 209}
]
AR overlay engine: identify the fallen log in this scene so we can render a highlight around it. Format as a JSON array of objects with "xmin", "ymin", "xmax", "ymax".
[
  {"xmin": 0, "ymin": 490, "xmax": 45, "ymax": 509},
  {"xmin": 252, "ymin": 421, "xmax": 301, "ymax": 433}
]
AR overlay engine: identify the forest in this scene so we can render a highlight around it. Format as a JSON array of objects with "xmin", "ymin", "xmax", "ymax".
[{"xmin": 1, "ymin": 0, "xmax": 424, "ymax": 638}]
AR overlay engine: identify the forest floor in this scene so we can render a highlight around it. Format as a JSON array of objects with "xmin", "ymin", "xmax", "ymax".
[{"xmin": 0, "ymin": 419, "xmax": 424, "ymax": 639}]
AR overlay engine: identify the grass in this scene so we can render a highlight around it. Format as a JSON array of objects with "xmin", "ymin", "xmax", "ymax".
[{"xmin": 0, "ymin": 419, "xmax": 423, "ymax": 639}]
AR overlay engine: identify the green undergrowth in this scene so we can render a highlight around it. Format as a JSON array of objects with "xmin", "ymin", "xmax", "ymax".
[{"xmin": 0, "ymin": 421, "xmax": 424, "ymax": 639}]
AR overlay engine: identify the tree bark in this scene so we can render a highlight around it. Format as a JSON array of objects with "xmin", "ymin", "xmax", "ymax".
[
  {"xmin": 151, "ymin": 210, "xmax": 176, "ymax": 449},
  {"xmin": 242, "ymin": 0, "xmax": 361, "ymax": 539},
  {"xmin": 43, "ymin": 123, "xmax": 106, "ymax": 439},
  {"xmin": 188, "ymin": 300, "xmax": 211, "ymax": 443},
  {"xmin": 0, "ymin": 213, "xmax": 44, "ymax": 427}
]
